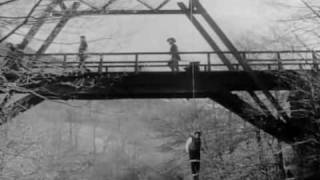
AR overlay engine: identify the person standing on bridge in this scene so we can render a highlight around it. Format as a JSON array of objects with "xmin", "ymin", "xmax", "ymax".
[
  {"xmin": 186, "ymin": 131, "xmax": 202, "ymax": 180},
  {"xmin": 167, "ymin": 37, "xmax": 181, "ymax": 72},
  {"xmin": 78, "ymin": 35, "xmax": 88, "ymax": 72}
]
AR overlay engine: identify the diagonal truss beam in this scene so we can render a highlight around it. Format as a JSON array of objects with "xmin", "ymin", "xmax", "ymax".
[
  {"xmin": 156, "ymin": 0, "xmax": 170, "ymax": 10},
  {"xmin": 36, "ymin": 3, "xmax": 79, "ymax": 56},
  {"xmin": 178, "ymin": 2, "xmax": 277, "ymax": 120},
  {"xmin": 192, "ymin": 0, "xmax": 289, "ymax": 121},
  {"xmin": 19, "ymin": 0, "xmax": 60, "ymax": 49},
  {"xmin": 178, "ymin": 3, "xmax": 234, "ymax": 69}
]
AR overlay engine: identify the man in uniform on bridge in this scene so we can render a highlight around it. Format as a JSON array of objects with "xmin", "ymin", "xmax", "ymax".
[
  {"xmin": 186, "ymin": 131, "xmax": 202, "ymax": 180},
  {"xmin": 167, "ymin": 37, "xmax": 181, "ymax": 72},
  {"xmin": 78, "ymin": 35, "xmax": 88, "ymax": 72}
]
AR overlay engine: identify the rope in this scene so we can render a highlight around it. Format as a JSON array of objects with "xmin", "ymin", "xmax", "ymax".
[{"xmin": 192, "ymin": 62, "xmax": 196, "ymax": 99}]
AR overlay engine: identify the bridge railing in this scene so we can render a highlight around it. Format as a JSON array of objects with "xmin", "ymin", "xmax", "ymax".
[{"xmin": 20, "ymin": 50, "xmax": 320, "ymax": 73}]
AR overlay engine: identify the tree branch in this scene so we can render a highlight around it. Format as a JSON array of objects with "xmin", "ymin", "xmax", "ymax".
[
  {"xmin": 0, "ymin": 0, "xmax": 18, "ymax": 6},
  {"xmin": 0, "ymin": 0, "xmax": 42, "ymax": 43},
  {"xmin": 301, "ymin": 0, "xmax": 320, "ymax": 19},
  {"xmin": 78, "ymin": 0, "xmax": 98, "ymax": 10},
  {"xmin": 102, "ymin": 0, "xmax": 117, "ymax": 9},
  {"xmin": 136, "ymin": 0, "xmax": 154, "ymax": 10}
]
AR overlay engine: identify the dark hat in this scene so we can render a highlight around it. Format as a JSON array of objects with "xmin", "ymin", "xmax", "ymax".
[
  {"xmin": 167, "ymin": 37, "xmax": 176, "ymax": 43},
  {"xmin": 194, "ymin": 131, "xmax": 202, "ymax": 135}
]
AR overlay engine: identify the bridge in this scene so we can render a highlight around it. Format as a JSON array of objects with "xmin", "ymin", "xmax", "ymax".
[
  {"xmin": 2, "ymin": 50, "xmax": 316, "ymax": 143},
  {"xmin": 1, "ymin": 0, "xmax": 320, "ymax": 178}
]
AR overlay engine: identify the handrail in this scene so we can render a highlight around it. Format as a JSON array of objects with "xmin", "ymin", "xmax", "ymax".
[
  {"xmin": 22, "ymin": 50, "xmax": 320, "ymax": 56},
  {"xmin": 5, "ymin": 50, "xmax": 320, "ymax": 73}
]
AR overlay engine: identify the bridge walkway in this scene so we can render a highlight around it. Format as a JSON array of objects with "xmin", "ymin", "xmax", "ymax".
[{"xmin": 16, "ymin": 50, "xmax": 320, "ymax": 74}]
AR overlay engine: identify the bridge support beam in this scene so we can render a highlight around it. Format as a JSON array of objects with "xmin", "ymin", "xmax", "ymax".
[{"xmin": 209, "ymin": 91, "xmax": 297, "ymax": 143}]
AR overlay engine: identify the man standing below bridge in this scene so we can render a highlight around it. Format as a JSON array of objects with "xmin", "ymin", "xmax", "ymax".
[
  {"xmin": 186, "ymin": 131, "xmax": 202, "ymax": 180},
  {"xmin": 167, "ymin": 37, "xmax": 181, "ymax": 72},
  {"xmin": 78, "ymin": 35, "xmax": 88, "ymax": 72}
]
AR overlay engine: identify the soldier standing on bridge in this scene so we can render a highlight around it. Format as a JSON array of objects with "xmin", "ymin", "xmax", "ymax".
[
  {"xmin": 167, "ymin": 37, "xmax": 181, "ymax": 72},
  {"xmin": 186, "ymin": 131, "xmax": 202, "ymax": 180},
  {"xmin": 78, "ymin": 35, "xmax": 88, "ymax": 72}
]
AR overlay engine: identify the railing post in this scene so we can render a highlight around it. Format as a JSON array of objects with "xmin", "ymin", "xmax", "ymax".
[
  {"xmin": 276, "ymin": 52, "xmax": 282, "ymax": 70},
  {"xmin": 63, "ymin": 55, "xmax": 67, "ymax": 70},
  {"xmin": 207, "ymin": 53, "xmax": 211, "ymax": 72},
  {"xmin": 134, "ymin": 54, "xmax": 139, "ymax": 73},
  {"xmin": 240, "ymin": 52, "xmax": 246, "ymax": 71},
  {"xmin": 98, "ymin": 55, "xmax": 103, "ymax": 73},
  {"xmin": 312, "ymin": 51, "xmax": 318, "ymax": 71}
]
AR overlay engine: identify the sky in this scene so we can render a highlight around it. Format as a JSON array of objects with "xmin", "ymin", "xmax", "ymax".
[{"xmin": 3, "ymin": 0, "xmax": 302, "ymax": 53}]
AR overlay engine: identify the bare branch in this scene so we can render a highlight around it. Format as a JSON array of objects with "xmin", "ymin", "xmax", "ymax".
[
  {"xmin": 78, "ymin": 0, "xmax": 99, "ymax": 10},
  {"xmin": 136, "ymin": 0, "xmax": 154, "ymax": 10},
  {"xmin": 0, "ymin": 0, "xmax": 43, "ymax": 43},
  {"xmin": 102, "ymin": 0, "xmax": 117, "ymax": 9},
  {"xmin": 301, "ymin": 0, "xmax": 320, "ymax": 19},
  {"xmin": 0, "ymin": 0, "xmax": 18, "ymax": 6}
]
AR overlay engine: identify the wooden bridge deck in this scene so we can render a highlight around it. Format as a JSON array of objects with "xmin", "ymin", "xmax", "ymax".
[{"xmin": 34, "ymin": 71, "xmax": 289, "ymax": 100}]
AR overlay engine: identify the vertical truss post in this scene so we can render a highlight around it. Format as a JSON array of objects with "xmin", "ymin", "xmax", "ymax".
[
  {"xmin": 312, "ymin": 51, "xmax": 318, "ymax": 71},
  {"xmin": 192, "ymin": 0, "xmax": 289, "ymax": 121},
  {"xmin": 207, "ymin": 53, "xmax": 211, "ymax": 72},
  {"xmin": 277, "ymin": 52, "xmax": 283, "ymax": 70},
  {"xmin": 134, "ymin": 54, "xmax": 139, "ymax": 73}
]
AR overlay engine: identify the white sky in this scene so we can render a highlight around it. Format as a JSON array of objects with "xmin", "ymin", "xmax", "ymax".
[{"xmin": 4, "ymin": 0, "xmax": 302, "ymax": 52}]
